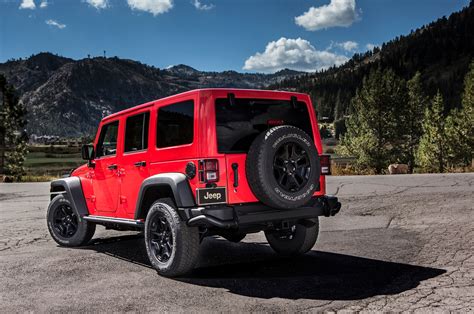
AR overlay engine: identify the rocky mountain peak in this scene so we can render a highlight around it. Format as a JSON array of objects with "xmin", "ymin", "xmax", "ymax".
[{"xmin": 165, "ymin": 64, "xmax": 200, "ymax": 76}]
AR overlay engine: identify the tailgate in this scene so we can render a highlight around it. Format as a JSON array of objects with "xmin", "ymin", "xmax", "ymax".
[{"xmin": 224, "ymin": 154, "xmax": 258, "ymax": 204}]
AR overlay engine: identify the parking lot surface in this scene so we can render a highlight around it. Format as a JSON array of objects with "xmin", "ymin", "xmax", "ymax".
[{"xmin": 0, "ymin": 173, "xmax": 473, "ymax": 311}]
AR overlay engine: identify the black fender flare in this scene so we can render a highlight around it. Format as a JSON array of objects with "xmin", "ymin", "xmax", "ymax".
[
  {"xmin": 50, "ymin": 177, "xmax": 89, "ymax": 220},
  {"xmin": 134, "ymin": 173, "xmax": 195, "ymax": 220}
]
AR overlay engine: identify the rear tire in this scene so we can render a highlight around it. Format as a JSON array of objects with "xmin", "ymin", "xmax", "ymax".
[
  {"xmin": 264, "ymin": 218, "xmax": 319, "ymax": 256},
  {"xmin": 144, "ymin": 198, "xmax": 200, "ymax": 277},
  {"xmin": 47, "ymin": 195, "xmax": 96, "ymax": 247}
]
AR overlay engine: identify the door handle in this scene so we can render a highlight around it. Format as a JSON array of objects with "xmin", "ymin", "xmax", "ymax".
[
  {"xmin": 134, "ymin": 161, "xmax": 146, "ymax": 167},
  {"xmin": 231, "ymin": 163, "xmax": 239, "ymax": 187},
  {"xmin": 107, "ymin": 164, "xmax": 117, "ymax": 170}
]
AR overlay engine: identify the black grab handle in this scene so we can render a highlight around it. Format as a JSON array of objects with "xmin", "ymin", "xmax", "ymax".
[{"xmin": 231, "ymin": 163, "xmax": 239, "ymax": 187}]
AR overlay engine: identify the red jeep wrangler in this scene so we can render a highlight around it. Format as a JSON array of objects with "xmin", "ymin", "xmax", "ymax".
[{"xmin": 47, "ymin": 89, "xmax": 341, "ymax": 277}]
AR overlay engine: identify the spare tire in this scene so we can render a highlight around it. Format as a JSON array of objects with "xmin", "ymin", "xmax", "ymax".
[{"xmin": 246, "ymin": 125, "xmax": 320, "ymax": 209}]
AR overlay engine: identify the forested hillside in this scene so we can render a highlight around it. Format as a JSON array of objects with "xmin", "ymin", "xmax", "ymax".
[{"xmin": 271, "ymin": 2, "xmax": 474, "ymax": 121}]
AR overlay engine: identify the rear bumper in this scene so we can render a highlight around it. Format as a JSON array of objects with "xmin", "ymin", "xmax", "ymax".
[{"xmin": 184, "ymin": 195, "xmax": 341, "ymax": 229}]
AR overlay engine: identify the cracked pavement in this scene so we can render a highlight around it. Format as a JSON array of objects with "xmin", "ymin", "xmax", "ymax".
[{"xmin": 0, "ymin": 173, "xmax": 473, "ymax": 312}]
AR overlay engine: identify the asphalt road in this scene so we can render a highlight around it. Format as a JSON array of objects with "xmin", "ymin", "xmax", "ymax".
[{"xmin": 0, "ymin": 173, "xmax": 473, "ymax": 312}]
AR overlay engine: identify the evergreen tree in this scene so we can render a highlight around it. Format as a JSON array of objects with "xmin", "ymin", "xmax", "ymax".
[
  {"xmin": 446, "ymin": 60, "xmax": 474, "ymax": 167},
  {"xmin": 417, "ymin": 91, "xmax": 449, "ymax": 172},
  {"xmin": 0, "ymin": 76, "xmax": 5, "ymax": 174},
  {"xmin": 338, "ymin": 68, "xmax": 407, "ymax": 173},
  {"xmin": 333, "ymin": 118, "xmax": 346, "ymax": 140},
  {"xmin": 402, "ymin": 72, "xmax": 428, "ymax": 173},
  {"xmin": 334, "ymin": 89, "xmax": 344, "ymax": 120},
  {"xmin": 0, "ymin": 74, "xmax": 28, "ymax": 180}
]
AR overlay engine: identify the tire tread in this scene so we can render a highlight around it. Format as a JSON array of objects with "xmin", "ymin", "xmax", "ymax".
[
  {"xmin": 145, "ymin": 198, "xmax": 200, "ymax": 277},
  {"xmin": 47, "ymin": 194, "xmax": 96, "ymax": 247}
]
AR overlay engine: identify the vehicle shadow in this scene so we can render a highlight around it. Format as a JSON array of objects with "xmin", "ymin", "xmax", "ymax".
[{"xmin": 84, "ymin": 234, "xmax": 445, "ymax": 301}]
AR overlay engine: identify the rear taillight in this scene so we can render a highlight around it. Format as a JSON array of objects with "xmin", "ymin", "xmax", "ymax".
[
  {"xmin": 320, "ymin": 154, "xmax": 331, "ymax": 175},
  {"xmin": 199, "ymin": 159, "xmax": 219, "ymax": 183}
]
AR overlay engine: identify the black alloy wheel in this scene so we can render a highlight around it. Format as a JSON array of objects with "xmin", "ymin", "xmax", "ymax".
[
  {"xmin": 47, "ymin": 194, "xmax": 96, "ymax": 247},
  {"xmin": 53, "ymin": 204, "xmax": 78, "ymax": 238},
  {"xmin": 149, "ymin": 214, "xmax": 174, "ymax": 263},
  {"xmin": 273, "ymin": 142, "xmax": 311, "ymax": 193},
  {"xmin": 144, "ymin": 198, "xmax": 200, "ymax": 277}
]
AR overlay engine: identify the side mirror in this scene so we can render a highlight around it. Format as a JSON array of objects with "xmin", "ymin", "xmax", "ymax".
[{"xmin": 81, "ymin": 144, "xmax": 95, "ymax": 161}]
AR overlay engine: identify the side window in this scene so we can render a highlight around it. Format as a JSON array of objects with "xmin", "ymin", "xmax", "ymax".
[
  {"xmin": 124, "ymin": 112, "xmax": 150, "ymax": 153},
  {"xmin": 156, "ymin": 100, "xmax": 194, "ymax": 148},
  {"xmin": 96, "ymin": 121, "xmax": 119, "ymax": 157}
]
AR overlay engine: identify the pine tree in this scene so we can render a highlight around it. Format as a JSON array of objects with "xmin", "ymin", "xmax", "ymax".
[
  {"xmin": 338, "ymin": 68, "xmax": 407, "ymax": 173},
  {"xmin": 417, "ymin": 91, "xmax": 449, "ymax": 172},
  {"xmin": 0, "ymin": 74, "xmax": 28, "ymax": 180},
  {"xmin": 0, "ymin": 76, "xmax": 5, "ymax": 174},
  {"xmin": 446, "ymin": 60, "xmax": 474, "ymax": 167},
  {"xmin": 402, "ymin": 72, "xmax": 428, "ymax": 173},
  {"xmin": 334, "ymin": 89, "xmax": 343, "ymax": 120}
]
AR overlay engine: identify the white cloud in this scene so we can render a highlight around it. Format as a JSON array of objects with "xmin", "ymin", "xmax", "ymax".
[
  {"xmin": 127, "ymin": 0, "xmax": 173, "ymax": 16},
  {"xmin": 335, "ymin": 40, "xmax": 359, "ymax": 52},
  {"xmin": 39, "ymin": 1, "xmax": 47, "ymax": 8},
  {"xmin": 295, "ymin": 0, "xmax": 360, "ymax": 31},
  {"xmin": 85, "ymin": 0, "xmax": 108, "ymax": 9},
  {"xmin": 243, "ymin": 37, "xmax": 349, "ymax": 73},
  {"xmin": 192, "ymin": 0, "xmax": 214, "ymax": 10},
  {"xmin": 46, "ymin": 19, "xmax": 66, "ymax": 29},
  {"xmin": 19, "ymin": 0, "xmax": 36, "ymax": 10},
  {"xmin": 366, "ymin": 43, "xmax": 377, "ymax": 50}
]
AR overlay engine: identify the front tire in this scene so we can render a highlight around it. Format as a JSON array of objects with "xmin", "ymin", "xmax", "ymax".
[
  {"xmin": 264, "ymin": 218, "xmax": 319, "ymax": 256},
  {"xmin": 144, "ymin": 198, "xmax": 200, "ymax": 277},
  {"xmin": 47, "ymin": 194, "xmax": 96, "ymax": 247}
]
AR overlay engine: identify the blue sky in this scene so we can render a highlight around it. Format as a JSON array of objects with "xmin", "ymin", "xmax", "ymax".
[{"xmin": 0, "ymin": 0, "xmax": 470, "ymax": 73}]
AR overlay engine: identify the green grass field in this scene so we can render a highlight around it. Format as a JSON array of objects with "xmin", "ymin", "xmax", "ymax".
[{"xmin": 25, "ymin": 146, "xmax": 84, "ymax": 177}]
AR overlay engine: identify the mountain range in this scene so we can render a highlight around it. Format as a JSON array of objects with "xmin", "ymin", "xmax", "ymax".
[{"xmin": 0, "ymin": 53, "xmax": 302, "ymax": 137}]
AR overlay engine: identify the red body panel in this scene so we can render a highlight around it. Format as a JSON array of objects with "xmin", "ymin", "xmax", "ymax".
[{"xmin": 72, "ymin": 89, "xmax": 327, "ymax": 218}]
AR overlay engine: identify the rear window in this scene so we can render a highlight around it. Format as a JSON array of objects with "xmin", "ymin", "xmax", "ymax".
[{"xmin": 215, "ymin": 98, "xmax": 313, "ymax": 153}]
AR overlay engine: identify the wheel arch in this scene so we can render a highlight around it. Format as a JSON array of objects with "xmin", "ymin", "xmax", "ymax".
[
  {"xmin": 134, "ymin": 173, "xmax": 195, "ymax": 220},
  {"xmin": 50, "ymin": 177, "xmax": 89, "ymax": 219}
]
